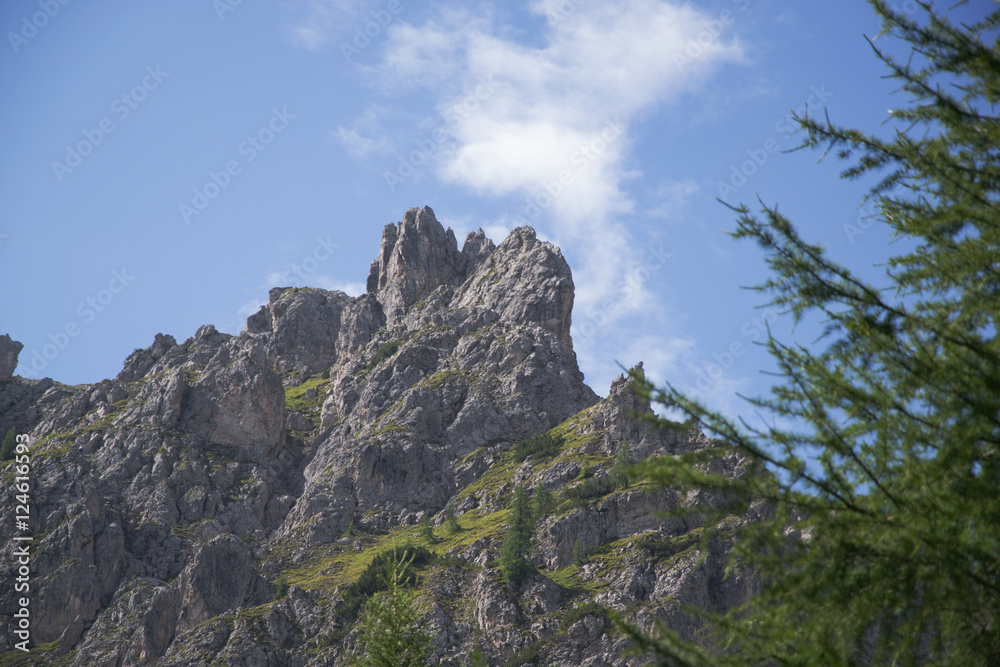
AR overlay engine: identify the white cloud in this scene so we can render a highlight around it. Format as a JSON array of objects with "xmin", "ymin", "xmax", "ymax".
[
  {"xmin": 578, "ymin": 331, "xmax": 696, "ymax": 396},
  {"xmin": 333, "ymin": 1, "xmax": 748, "ymax": 406},
  {"xmin": 333, "ymin": 106, "xmax": 395, "ymax": 158},
  {"xmin": 230, "ymin": 275, "xmax": 366, "ymax": 335},
  {"xmin": 313, "ymin": 278, "xmax": 366, "ymax": 296},
  {"xmin": 368, "ymin": 0, "xmax": 742, "ymax": 321}
]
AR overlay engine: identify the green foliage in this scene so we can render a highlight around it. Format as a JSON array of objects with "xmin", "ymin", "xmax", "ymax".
[
  {"xmin": 504, "ymin": 640, "xmax": 544, "ymax": 667},
  {"xmin": 284, "ymin": 375, "xmax": 329, "ymax": 417},
  {"xmin": 635, "ymin": 529, "xmax": 703, "ymax": 564},
  {"xmin": 468, "ymin": 645, "xmax": 488, "ymax": 667},
  {"xmin": 271, "ymin": 575, "xmax": 289, "ymax": 601},
  {"xmin": 1, "ymin": 428, "xmax": 17, "ymax": 461},
  {"xmin": 370, "ymin": 341, "xmax": 401, "ymax": 368},
  {"xmin": 560, "ymin": 602, "xmax": 612, "ymax": 631},
  {"xmin": 563, "ymin": 475, "xmax": 615, "ymax": 507},
  {"xmin": 609, "ymin": 442, "xmax": 634, "ymax": 487},
  {"xmin": 628, "ymin": 3, "xmax": 1000, "ymax": 665},
  {"xmin": 532, "ymin": 485, "xmax": 556, "ymax": 519},
  {"xmin": 572, "ymin": 539, "xmax": 586, "ymax": 566},
  {"xmin": 347, "ymin": 520, "xmax": 357, "ymax": 537},
  {"xmin": 419, "ymin": 514, "xmax": 439, "ymax": 544},
  {"xmin": 512, "ymin": 432, "xmax": 564, "ymax": 463},
  {"xmin": 562, "ymin": 447, "xmax": 635, "ymax": 508},
  {"xmin": 336, "ymin": 545, "xmax": 434, "ymax": 623},
  {"xmin": 446, "ymin": 507, "xmax": 462, "ymax": 535},
  {"xmin": 349, "ymin": 549, "xmax": 434, "ymax": 667},
  {"xmin": 500, "ymin": 484, "xmax": 535, "ymax": 583}
]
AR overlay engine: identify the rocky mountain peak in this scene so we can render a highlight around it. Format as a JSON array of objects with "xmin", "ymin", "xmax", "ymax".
[
  {"xmin": 366, "ymin": 206, "xmax": 467, "ymax": 321},
  {"xmin": 0, "ymin": 207, "xmax": 761, "ymax": 666}
]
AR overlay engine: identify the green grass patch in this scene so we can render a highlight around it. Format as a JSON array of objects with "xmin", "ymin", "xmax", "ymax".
[
  {"xmin": 636, "ymin": 527, "xmax": 704, "ymax": 564},
  {"xmin": 367, "ymin": 419, "xmax": 408, "ymax": 439},
  {"xmin": 0, "ymin": 640, "xmax": 75, "ymax": 666},
  {"xmin": 546, "ymin": 405, "xmax": 601, "ymax": 451},
  {"xmin": 414, "ymin": 368, "xmax": 476, "ymax": 391},
  {"xmin": 452, "ymin": 453, "xmax": 520, "ymax": 507},
  {"xmin": 284, "ymin": 375, "xmax": 330, "ymax": 417},
  {"xmin": 281, "ymin": 507, "xmax": 509, "ymax": 599}
]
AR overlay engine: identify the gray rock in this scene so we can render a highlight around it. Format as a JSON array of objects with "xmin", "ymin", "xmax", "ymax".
[
  {"xmin": 367, "ymin": 206, "xmax": 467, "ymax": 323},
  {"xmin": 0, "ymin": 206, "xmax": 766, "ymax": 666},
  {"xmin": 0, "ymin": 333, "xmax": 22, "ymax": 379}
]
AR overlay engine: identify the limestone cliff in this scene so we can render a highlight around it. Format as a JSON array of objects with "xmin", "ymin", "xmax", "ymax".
[{"xmin": 0, "ymin": 207, "xmax": 762, "ymax": 666}]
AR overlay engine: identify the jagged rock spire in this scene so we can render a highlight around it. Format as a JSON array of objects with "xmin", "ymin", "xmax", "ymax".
[{"xmin": 366, "ymin": 206, "xmax": 466, "ymax": 321}]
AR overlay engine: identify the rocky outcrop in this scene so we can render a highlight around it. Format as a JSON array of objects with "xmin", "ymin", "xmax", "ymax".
[
  {"xmin": 0, "ymin": 333, "xmax": 23, "ymax": 380},
  {"xmin": 0, "ymin": 206, "xmax": 761, "ymax": 666}
]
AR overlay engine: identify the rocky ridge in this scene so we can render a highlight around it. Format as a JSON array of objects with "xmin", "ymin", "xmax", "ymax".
[{"xmin": 0, "ymin": 206, "xmax": 762, "ymax": 666}]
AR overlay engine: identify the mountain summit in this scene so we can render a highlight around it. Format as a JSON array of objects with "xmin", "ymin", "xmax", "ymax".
[{"xmin": 0, "ymin": 207, "xmax": 761, "ymax": 665}]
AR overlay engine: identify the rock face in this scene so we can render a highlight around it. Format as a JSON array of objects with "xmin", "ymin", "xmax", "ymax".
[
  {"xmin": 0, "ymin": 207, "xmax": 761, "ymax": 666},
  {"xmin": 0, "ymin": 333, "xmax": 23, "ymax": 380}
]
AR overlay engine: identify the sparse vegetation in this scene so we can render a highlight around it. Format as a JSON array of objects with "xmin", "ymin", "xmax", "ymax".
[
  {"xmin": 284, "ymin": 375, "xmax": 329, "ymax": 418},
  {"xmin": 349, "ymin": 549, "xmax": 434, "ymax": 667},
  {"xmin": 369, "ymin": 341, "xmax": 401, "ymax": 368},
  {"xmin": 1, "ymin": 427, "xmax": 17, "ymax": 461},
  {"xmin": 272, "ymin": 574, "xmax": 290, "ymax": 601},
  {"xmin": 572, "ymin": 539, "xmax": 586, "ymax": 566},
  {"xmin": 532, "ymin": 485, "xmax": 556, "ymax": 519},
  {"xmin": 336, "ymin": 544, "xmax": 435, "ymax": 623},
  {"xmin": 505, "ymin": 639, "xmax": 544, "ymax": 667},
  {"xmin": 419, "ymin": 514, "xmax": 439, "ymax": 544},
  {"xmin": 512, "ymin": 432, "xmax": 564, "ymax": 463},
  {"xmin": 636, "ymin": 529, "xmax": 704, "ymax": 564},
  {"xmin": 500, "ymin": 484, "xmax": 534, "ymax": 583},
  {"xmin": 609, "ymin": 442, "xmax": 634, "ymax": 487},
  {"xmin": 563, "ymin": 475, "xmax": 615, "ymax": 507},
  {"xmin": 560, "ymin": 602, "xmax": 612, "ymax": 631},
  {"xmin": 445, "ymin": 507, "xmax": 462, "ymax": 534}
]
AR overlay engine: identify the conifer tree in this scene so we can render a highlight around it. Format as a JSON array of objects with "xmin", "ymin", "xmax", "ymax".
[
  {"xmin": 1, "ymin": 427, "xmax": 16, "ymax": 461},
  {"xmin": 626, "ymin": 2, "xmax": 1000, "ymax": 664},
  {"xmin": 351, "ymin": 549, "xmax": 433, "ymax": 667},
  {"xmin": 500, "ymin": 484, "xmax": 534, "ymax": 583}
]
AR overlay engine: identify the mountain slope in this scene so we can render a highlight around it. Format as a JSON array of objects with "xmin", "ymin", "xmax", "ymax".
[{"xmin": 0, "ymin": 207, "xmax": 763, "ymax": 666}]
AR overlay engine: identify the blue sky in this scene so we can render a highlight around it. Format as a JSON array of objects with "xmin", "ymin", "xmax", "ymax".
[{"xmin": 1, "ymin": 0, "xmax": 980, "ymax": 418}]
